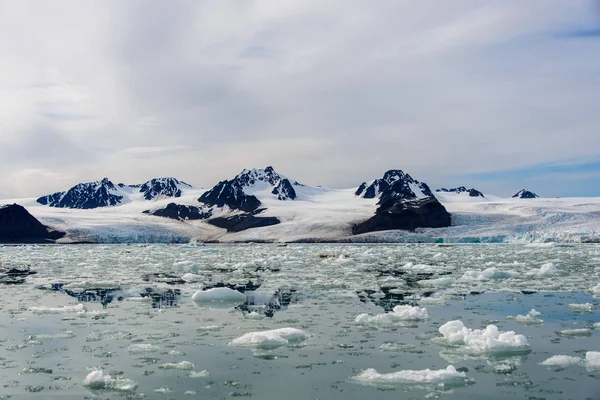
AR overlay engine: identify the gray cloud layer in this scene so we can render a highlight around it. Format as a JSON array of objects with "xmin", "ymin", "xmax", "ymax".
[{"xmin": 1, "ymin": 1, "xmax": 599, "ymax": 198}]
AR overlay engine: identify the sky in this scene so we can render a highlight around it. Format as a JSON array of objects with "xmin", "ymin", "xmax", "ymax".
[{"xmin": 0, "ymin": 0, "xmax": 599, "ymax": 199}]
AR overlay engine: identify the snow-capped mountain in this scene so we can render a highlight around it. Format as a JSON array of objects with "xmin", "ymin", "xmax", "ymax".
[
  {"xmin": 37, "ymin": 178, "xmax": 124, "ymax": 209},
  {"xmin": 437, "ymin": 186, "xmax": 484, "ymax": 198},
  {"xmin": 355, "ymin": 170, "xmax": 433, "ymax": 202},
  {"xmin": 198, "ymin": 166, "xmax": 300, "ymax": 212},
  {"xmin": 513, "ymin": 189, "xmax": 539, "ymax": 199},
  {"xmin": 138, "ymin": 177, "xmax": 191, "ymax": 200},
  {"xmin": 37, "ymin": 177, "xmax": 192, "ymax": 209},
  {"xmin": 353, "ymin": 170, "xmax": 451, "ymax": 234}
]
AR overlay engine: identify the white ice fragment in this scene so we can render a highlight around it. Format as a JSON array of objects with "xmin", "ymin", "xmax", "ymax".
[
  {"xmin": 127, "ymin": 344, "xmax": 160, "ymax": 353},
  {"xmin": 191, "ymin": 288, "xmax": 246, "ymax": 306},
  {"xmin": 591, "ymin": 283, "xmax": 600, "ymax": 295},
  {"xmin": 462, "ymin": 267, "xmax": 517, "ymax": 281},
  {"xmin": 556, "ymin": 328, "xmax": 593, "ymax": 337},
  {"xmin": 511, "ymin": 309, "xmax": 543, "ymax": 325},
  {"xmin": 594, "ymin": 323, "xmax": 600, "ymax": 330},
  {"xmin": 418, "ymin": 277, "xmax": 453, "ymax": 288},
  {"xmin": 189, "ymin": 370, "xmax": 210, "ymax": 378},
  {"xmin": 568, "ymin": 303, "xmax": 595, "ymax": 312},
  {"xmin": 229, "ymin": 327, "xmax": 309, "ymax": 349},
  {"xmin": 528, "ymin": 262, "xmax": 559, "ymax": 276},
  {"xmin": 540, "ymin": 355, "xmax": 582, "ymax": 367},
  {"xmin": 82, "ymin": 369, "xmax": 138, "ymax": 392},
  {"xmin": 158, "ymin": 361, "xmax": 195, "ymax": 370},
  {"xmin": 245, "ymin": 311, "xmax": 263, "ymax": 320},
  {"xmin": 356, "ymin": 305, "xmax": 429, "ymax": 328},
  {"xmin": 351, "ymin": 365, "xmax": 470, "ymax": 387},
  {"xmin": 438, "ymin": 320, "xmax": 530, "ymax": 355},
  {"xmin": 586, "ymin": 351, "xmax": 600, "ymax": 370},
  {"xmin": 29, "ymin": 304, "xmax": 86, "ymax": 314},
  {"xmin": 181, "ymin": 273, "xmax": 202, "ymax": 283}
]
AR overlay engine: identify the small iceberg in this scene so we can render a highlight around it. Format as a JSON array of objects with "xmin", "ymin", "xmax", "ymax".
[
  {"xmin": 82, "ymin": 369, "xmax": 138, "ymax": 392},
  {"xmin": 438, "ymin": 320, "xmax": 530, "ymax": 355},
  {"xmin": 191, "ymin": 288, "xmax": 246, "ymax": 307},
  {"xmin": 355, "ymin": 305, "xmax": 429, "ymax": 328},
  {"xmin": 351, "ymin": 365, "xmax": 472, "ymax": 388},
  {"xmin": 229, "ymin": 327, "xmax": 309, "ymax": 349}
]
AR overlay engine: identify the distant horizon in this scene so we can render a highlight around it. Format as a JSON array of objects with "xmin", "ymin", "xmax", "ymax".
[{"xmin": 0, "ymin": 164, "xmax": 588, "ymax": 200}]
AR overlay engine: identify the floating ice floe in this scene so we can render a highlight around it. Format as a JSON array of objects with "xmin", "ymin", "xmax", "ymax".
[
  {"xmin": 29, "ymin": 304, "xmax": 86, "ymax": 314},
  {"xmin": 158, "ymin": 361, "xmax": 195, "ymax": 370},
  {"xmin": 418, "ymin": 277, "xmax": 454, "ymax": 288},
  {"xmin": 351, "ymin": 365, "xmax": 471, "ymax": 387},
  {"xmin": 438, "ymin": 320, "xmax": 530, "ymax": 355},
  {"xmin": 355, "ymin": 305, "xmax": 430, "ymax": 328},
  {"xmin": 586, "ymin": 351, "xmax": 600, "ymax": 370},
  {"xmin": 229, "ymin": 327, "xmax": 309, "ymax": 349},
  {"xmin": 461, "ymin": 267, "xmax": 518, "ymax": 281},
  {"xmin": 509, "ymin": 309, "xmax": 543, "ymax": 325},
  {"xmin": 82, "ymin": 369, "xmax": 138, "ymax": 392},
  {"xmin": 591, "ymin": 283, "xmax": 600, "ymax": 296},
  {"xmin": 189, "ymin": 370, "xmax": 210, "ymax": 378},
  {"xmin": 191, "ymin": 288, "xmax": 246, "ymax": 306},
  {"xmin": 540, "ymin": 355, "xmax": 582, "ymax": 367},
  {"xmin": 181, "ymin": 273, "xmax": 202, "ymax": 283},
  {"xmin": 127, "ymin": 344, "xmax": 160, "ymax": 354},
  {"xmin": 568, "ymin": 303, "xmax": 595, "ymax": 312},
  {"xmin": 556, "ymin": 328, "xmax": 593, "ymax": 337},
  {"xmin": 526, "ymin": 262, "xmax": 559, "ymax": 276}
]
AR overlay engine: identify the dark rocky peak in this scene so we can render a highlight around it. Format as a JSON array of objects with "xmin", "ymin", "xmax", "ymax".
[
  {"xmin": 0, "ymin": 204, "xmax": 64, "ymax": 243},
  {"xmin": 436, "ymin": 186, "xmax": 484, "ymax": 198},
  {"xmin": 355, "ymin": 169, "xmax": 434, "ymax": 204},
  {"xmin": 36, "ymin": 178, "xmax": 123, "ymax": 209},
  {"xmin": 139, "ymin": 177, "xmax": 192, "ymax": 200},
  {"xmin": 512, "ymin": 189, "xmax": 539, "ymax": 199},
  {"xmin": 198, "ymin": 167, "xmax": 299, "ymax": 212},
  {"xmin": 143, "ymin": 202, "xmax": 211, "ymax": 221}
]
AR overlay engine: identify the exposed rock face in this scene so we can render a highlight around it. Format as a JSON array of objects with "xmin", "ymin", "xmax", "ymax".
[
  {"xmin": 36, "ymin": 178, "xmax": 123, "ymax": 209},
  {"xmin": 356, "ymin": 170, "xmax": 433, "ymax": 200},
  {"xmin": 143, "ymin": 203, "xmax": 212, "ymax": 221},
  {"xmin": 437, "ymin": 186, "xmax": 485, "ymax": 198},
  {"xmin": 512, "ymin": 189, "xmax": 539, "ymax": 199},
  {"xmin": 37, "ymin": 177, "xmax": 192, "ymax": 209},
  {"xmin": 353, "ymin": 170, "xmax": 451, "ymax": 234},
  {"xmin": 207, "ymin": 209, "xmax": 280, "ymax": 232},
  {"xmin": 139, "ymin": 178, "xmax": 191, "ymax": 200},
  {"xmin": 198, "ymin": 166, "xmax": 299, "ymax": 212},
  {"xmin": 0, "ymin": 204, "xmax": 64, "ymax": 243}
]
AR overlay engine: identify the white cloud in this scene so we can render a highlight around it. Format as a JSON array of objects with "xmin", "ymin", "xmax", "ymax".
[{"xmin": 0, "ymin": 0, "xmax": 598, "ymax": 197}]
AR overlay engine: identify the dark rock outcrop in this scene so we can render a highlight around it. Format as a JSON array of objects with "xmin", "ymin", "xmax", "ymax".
[
  {"xmin": 139, "ymin": 177, "xmax": 191, "ymax": 200},
  {"xmin": 356, "ymin": 170, "xmax": 433, "ymax": 200},
  {"xmin": 143, "ymin": 203, "xmax": 212, "ymax": 221},
  {"xmin": 353, "ymin": 198, "xmax": 452, "ymax": 235},
  {"xmin": 353, "ymin": 170, "xmax": 451, "ymax": 235},
  {"xmin": 37, "ymin": 177, "xmax": 191, "ymax": 209},
  {"xmin": 437, "ymin": 186, "xmax": 484, "ymax": 198},
  {"xmin": 198, "ymin": 166, "xmax": 299, "ymax": 212},
  {"xmin": 207, "ymin": 209, "xmax": 280, "ymax": 232},
  {"xmin": 0, "ymin": 204, "xmax": 64, "ymax": 243},
  {"xmin": 512, "ymin": 189, "xmax": 539, "ymax": 199},
  {"xmin": 36, "ymin": 178, "xmax": 123, "ymax": 209}
]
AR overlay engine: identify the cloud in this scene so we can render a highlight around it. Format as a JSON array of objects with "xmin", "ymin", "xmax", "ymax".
[{"xmin": 0, "ymin": 0, "xmax": 599, "ymax": 197}]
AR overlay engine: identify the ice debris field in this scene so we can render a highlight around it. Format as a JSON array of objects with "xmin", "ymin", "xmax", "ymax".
[{"xmin": 0, "ymin": 243, "xmax": 599, "ymax": 399}]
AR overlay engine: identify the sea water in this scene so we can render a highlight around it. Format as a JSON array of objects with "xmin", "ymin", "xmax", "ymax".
[{"xmin": 0, "ymin": 243, "xmax": 598, "ymax": 399}]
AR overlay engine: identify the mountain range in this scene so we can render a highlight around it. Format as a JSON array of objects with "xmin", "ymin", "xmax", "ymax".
[{"xmin": 2, "ymin": 166, "xmax": 598, "ymax": 244}]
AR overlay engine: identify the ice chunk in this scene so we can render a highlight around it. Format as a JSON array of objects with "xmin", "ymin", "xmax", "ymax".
[
  {"xmin": 511, "ymin": 309, "xmax": 543, "ymax": 325},
  {"xmin": 591, "ymin": 283, "xmax": 600, "ymax": 296},
  {"xmin": 355, "ymin": 305, "xmax": 429, "ymax": 328},
  {"xmin": 556, "ymin": 328, "xmax": 592, "ymax": 337},
  {"xmin": 181, "ymin": 273, "xmax": 202, "ymax": 283},
  {"xmin": 158, "ymin": 361, "xmax": 195, "ymax": 370},
  {"xmin": 540, "ymin": 355, "xmax": 582, "ymax": 367},
  {"xmin": 586, "ymin": 351, "xmax": 600, "ymax": 370},
  {"xmin": 527, "ymin": 262, "xmax": 559, "ymax": 276},
  {"xmin": 568, "ymin": 303, "xmax": 595, "ymax": 312},
  {"xmin": 29, "ymin": 304, "xmax": 86, "ymax": 314},
  {"xmin": 127, "ymin": 344, "xmax": 160, "ymax": 353},
  {"xmin": 189, "ymin": 370, "xmax": 210, "ymax": 378},
  {"xmin": 229, "ymin": 327, "xmax": 309, "ymax": 349},
  {"xmin": 82, "ymin": 369, "xmax": 138, "ymax": 392},
  {"xmin": 351, "ymin": 365, "xmax": 470, "ymax": 387},
  {"xmin": 418, "ymin": 277, "xmax": 453, "ymax": 288},
  {"xmin": 191, "ymin": 288, "xmax": 246, "ymax": 306},
  {"xmin": 438, "ymin": 320, "xmax": 530, "ymax": 355},
  {"xmin": 462, "ymin": 267, "xmax": 517, "ymax": 281}
]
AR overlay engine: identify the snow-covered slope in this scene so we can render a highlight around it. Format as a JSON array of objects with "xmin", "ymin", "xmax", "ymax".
[{"xmin": 5, "ymin": 169, "xmax": 600, "ymax": 243}]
